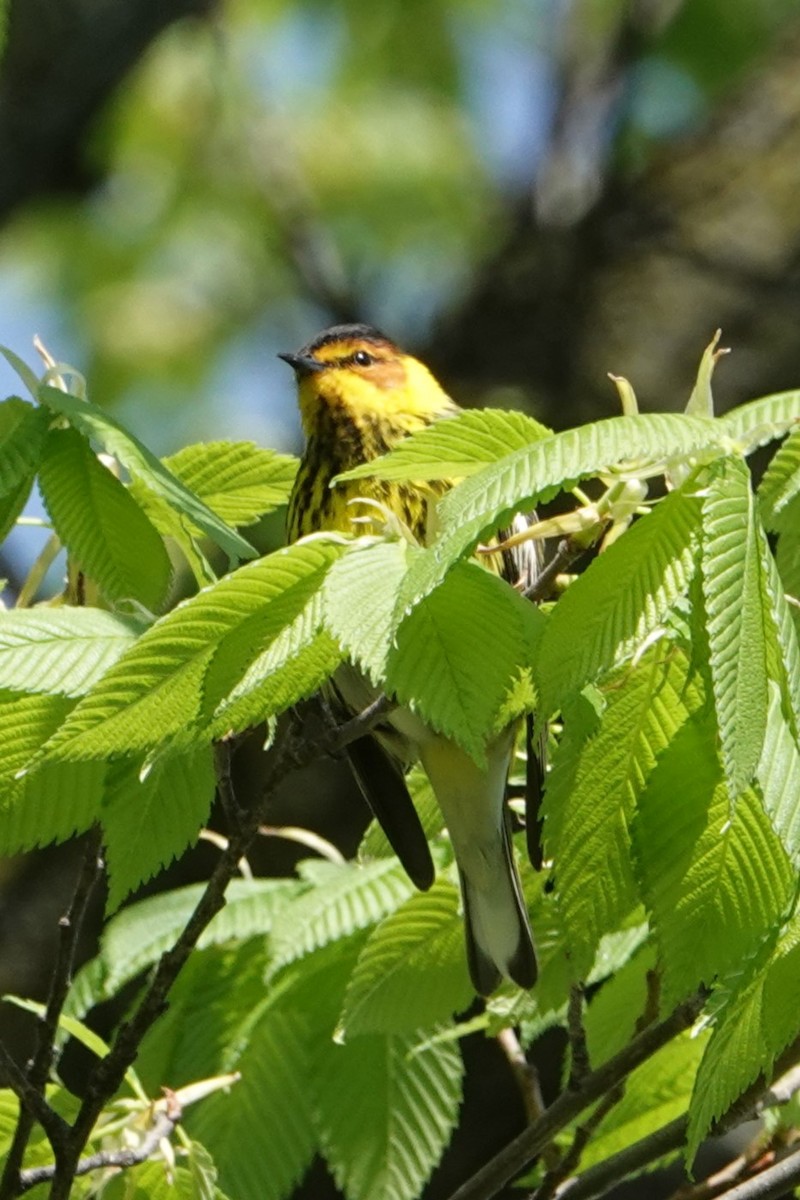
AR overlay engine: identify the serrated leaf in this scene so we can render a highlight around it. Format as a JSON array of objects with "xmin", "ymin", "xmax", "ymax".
[
  {"xmin": 687, "ymin": 912, "xmax": 800, "ymax": 1162},
  {"xmin": 759, "ymin": 428, "xmax": 800, "ymax": 532},
  {"xmin": 401, "ymin": 413, "xmax": 720, "ymax": 601},
  {"xmin": 102, "ymin": 747, "xmax": 216, "ymax": 912},
  {"xmin": 269, "ymin": 858, "xmax": 417, "ymax": 969},
  {"xmin": 336, "ymin": 408, "xmax": 552, "ymax": 483},
  {"xmin": 633, "ymin": 716, "xmax": 794, "ymax": 1008},
  {"xmin": 585, "ymin": 944, "xmax": 657, "ymax": 1067},
  {"xmin": 385, "ymin": 560, "xmax": 545, "ymax": 763},
  {"xmin": 544, "ymin": 648, "xmax": 701, "ymax": 977},
  {"xmin": 37, "ymin": 386, "xmax": 255, "ymax": 563},
  {"xmin": 65, "ymin": 879, "xmax": 300, "ymax": 1020},
  {"xmin": 757, "ymin": 683, "xmax": 800, "ymax": 865},
  {"xmin": 44, "ymin": 541, "xmax": 342, "ymax": 760},
  {"xmin": 0, "ymin": 608, "xmax": 143, "ymax": 696},
  {"xmin": 38, "ymin": 428, "xmax": 172, "ymax": 611},
  {"xmin": 760, "ymin": 528, "xmax": 800, "ymax": 730},
  {"xmin": 190, "ymin": 1006, "xmax": 316, "ymax": 1200},
  {"xmin": 776, "ymin": 531, "xmax": 800, "ymax": 642},
  {"xmin": 0, "ymin": 397, "xmax": 49, "ymax": 496},
  {"xmin": 162, "ymin": 440, "xmax": 298, "ymax": 524},
  {"xmin": 340, "ymin": 879, "xmax": 472, "ymax": 1036},
  {"xmin": 720, "ymin": 390, "xmax": 800, "ymax": 454},
  {"xmin": 314, "ymin": 1031, "xmax": 463, "ymax": 1200},
  {"xmin": 536, "ymin": 486, "xmax": 702, "ymax": 716},
  {"xmin": 701, "ymin": 457, "xmax": 769, "ymax": 796},
  {"xmin": 0, "ymin": 471, "xmax": 36, "ymax": 543},
  {"xmin": 324, "ymin": 538, "xmax": 417, "ymax": 683}
]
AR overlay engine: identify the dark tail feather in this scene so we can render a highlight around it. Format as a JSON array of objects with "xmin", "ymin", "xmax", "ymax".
[
  {"xmin": 345, "ymin": 735, "xmax": 435, "ymax": 891},
  {"xmin": 461, "ymin": 817, "xmax": 538, "ymax": 995}
]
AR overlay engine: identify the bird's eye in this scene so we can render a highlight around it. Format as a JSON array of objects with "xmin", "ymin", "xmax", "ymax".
[{"xmin": 353, "ymin": 349, "xmax": 373, "ymax": 367}]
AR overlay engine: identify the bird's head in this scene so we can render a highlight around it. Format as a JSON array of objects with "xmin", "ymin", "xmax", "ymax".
[{"xmin": 278, "ymin": 323, "xmax": 456, "ymax": 437}]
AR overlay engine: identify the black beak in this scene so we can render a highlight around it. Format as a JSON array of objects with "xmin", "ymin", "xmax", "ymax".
[{"xmin": 277, "ymin": 351, "xmax": 325, "ymax": 376}]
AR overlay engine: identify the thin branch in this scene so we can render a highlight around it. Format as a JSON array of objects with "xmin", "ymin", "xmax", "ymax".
[
  {"xmin": 534, "ymin": 1082, "xmax": 626, "ymax": 1200},
  {"xmin": 567, "ymin": 985, "xmax": 591, "ymax": 1089},
  {"xmin": 0, "ymin": 1044, "xmax": 71, "ymax": 1151},
  {"xmin": 323, "ymin": 692, "xmax": 395, "ymax": 754},
  {"xmin": 445, "ymin": 992, "xmax": 705, "ymax": 1200},
  {"xmin": 717, "ymin": 1145, "xmax": 800, "ymax": 1200},
  {"xmin": 0, "ymin": 829, "xmax": 103, "ymax": 1196},
  {"xmin": 524, "ymin": 537, "xmax": 587, "ymax": 602},
  {"xmin": 554, "ymin": 1115, "xmax": 688, "ymax": 1200},
  {"xmin": 17, "ymin": 1100, "xmax": 181, "ymax": 1195},
  {"xmin": 496, "ymin": 1028, "xmax": 549, "ymax": 1128}
]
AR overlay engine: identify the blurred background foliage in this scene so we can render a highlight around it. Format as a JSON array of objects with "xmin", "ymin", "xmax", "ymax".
[{"xmin": 2, "ymin": 2, "xmax": 800, "ymax": 1191}]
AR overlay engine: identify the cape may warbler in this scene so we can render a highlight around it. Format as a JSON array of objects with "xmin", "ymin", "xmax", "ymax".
[{"xmin": 281, "ymin": 324, "xmax": 539, "ymax": 994}]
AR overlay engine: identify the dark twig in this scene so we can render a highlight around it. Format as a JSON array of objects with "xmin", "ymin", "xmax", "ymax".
[
  {"xmin": 524, "ymin": 537, "xmax": 588, "ymax": 602},
  {"xmin": 17, "ymin": 1099, "xmax": 181, "ymax": 1195},
  {"xmin": 554, "ymin": 1115, "xmax": 688, "ymax": 1200},
  {"xmin": 33, "ymin": 697, "xmax": 398, "ymax": 1198},
  {"xmin": 0, "ymin": 1044, "xmax": 71, "ymax": 1152},
  {"xmin": 534, "ymin": 1083, "xmax": 626, "ymax": 1200},
  {"xmin": 0, "ymin": 828, "xmax": 103, "ymax": 1196},
  {"xmin": 445, "ymin": 992, "xmax": 705, "ymax": 1200},
  {"xmin": 717, "ymin": 1145, "xmax": 800, "ymax": 1200},
  {"xmin": 567, "ymin": 985, "xmax": 591, "ymax": 1089}
]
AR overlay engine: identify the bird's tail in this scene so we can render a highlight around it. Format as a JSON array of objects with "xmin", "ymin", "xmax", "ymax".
[{"xmin": 417, "ymin": 733, "xmax": 537, "ymax": 996}]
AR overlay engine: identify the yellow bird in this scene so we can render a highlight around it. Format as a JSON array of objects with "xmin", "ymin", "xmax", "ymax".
[{"xmin": 281, "ymin": 323, "xmax": 539, "ymax": 994}]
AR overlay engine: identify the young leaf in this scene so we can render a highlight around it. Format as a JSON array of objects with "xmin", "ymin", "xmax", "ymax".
[
  {"xmin": 536, "ymin": 485, "xmax": 702, "ymax": 717},
  {"xmin": 385, "ymin": 560, "xmax": 545, "ymax": 763},
  {"xmin": 335, "ymin": 408, "xmax": 552, "ymax": 483},
  {"xmin": 0, "ymin": 608, "xmax": 143, "ymax": 696},
  {"xmin": 314, "ymin": 1031, "xmax": 463, "ymax": 1200},
  {"xmin": 687, "ymin": 910, "xmax": 800, "ymax": 1162},
  {"xmin": 37, "ymin": 385, "xmax": 256, "ymax": 563},
  {"xmin": 339, "ymin": 878, "xmax": 472, "ymax": 1037},
  {"xmin": 38, "ymin": 428, "xmax": 172, "ymax": 612},
  {"xmin": 324, "ymin": 538, "xmax": 418, "ymax": 684},
  {"xmin": 758, "ymin": 428, "xmax": 800, "ymax": 532},
  {"xmin": 268, "ymin": 858, "xmax": 418, "ymax": 970},
  {"xmin": 719, "ymin": 390, "xmax": 800, "ymax": 454},
  {"xmin": 44, "ymin": 540, "xmax": 342, "ymax": 760},
  {"xmin": 189, "ymin": 1007, "xmax": 316, "ymax": 1200},
  {"xmin": 403, "ymin": 412, "xmax": 720, "ymax": 600},
  {"xmin": 701, "ymin": 456, "xmax": 769, "ymax": 796},
  {"xmin": 544, "ymin": 648, "xmax": 702, "ymax": 978},
  {"xmin": 0, "ymin": 396, "xmax": 49, "ymax": 497},
  {"xmin": 632, "ymin": 716, "xmax": 793, "ymax": 1008},
  {"xmin": 101, "ymin": 746, "xmax": 216, "ymax": 912},
  {"xmin": 2, "ymin": 758, "xmax": 105, "ymax": 854},
  {"xmin": 757, "ymin": 683, "xmax": 800, "ymax": 865},
  {"xmin": 161, "ymin": 440, "xmax": 298, "ymax": 524},
  {"xmin": 776, "ymin": 531, "xmax": 800, "ymax": 641}
]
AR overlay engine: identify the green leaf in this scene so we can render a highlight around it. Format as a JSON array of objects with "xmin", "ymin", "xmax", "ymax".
[
  {"xmin": 776, "ymin": 531, "xmax": 800, "ymax": 642},
  {"xmin": 757, "ymin": 683, "xmax": 800, "ymax": 866},
  {"xmin": 324, "ymin": 538, "xmax": 418, "ymax": 684},
  {"xmin": 162, "ymin": 440, "xmax": 298, "ymax": 524},
  {"xmin": 403, "ymin": 412, "xmax": 720, "ymax": 600},
  {"xmin": 719, "ymin": 391, "xmax": 800, "ymax": 454},
  {"xmin": 544, "ymin": 648, "xmax": 702, "ymax": 977},
  {"xmin": 44, "ymin": 541, "xmax": 342, "ymax": 760},
  {"xmin": 37, "ymin": 386, "xmax": 255, "ymax": 563},
  {"xmin": 190, "ymin": 1006, "xmax": 316, "ymax": 1200},
  {"xmin": 2, "ymin": 757, "xmax": 105, "ymax": 854},
  {"xmin": 102, "ymin": 746, "xmax": 216, "ymax": 912},
  {"xmin": 38, "ymin": 427, "xmax": 172, "ymax": 612},
  {"xmin": 585, "ymin": 944, "xmax": 657, "ymax": 1067},
  {"xmin": 0, "ymin": 608, "xmax": 143, "ymax": 697},
  {"xmin": 758, "ymin": 428, "xmax": 800, "ymax": 532},
  {"xmin": 0, "ymin": 347, "xmax": 40, "ymax": 398},
  {"xmin": 269, "ymin": 858, "xmax": 417, "ymax": 970},
  {"xmin": 314, "ymin": 1031, "xmax": 463, "ymax": 1200},
  {"xmin": 385, "ymin": 560, "xmax": 545, "ymax": 762},
  {"xmin": 0, "ymin": 397, "xmax": 49, "ymax": 497},
  {"xmin": 685, "ymin": 331, "xmax": 724, "ymax": 418},
  {"xmin": 760, "ymin": 528, "xmax": 800, "ymax": 729},
  {"xmin": 536, "ymin": 485, "xmax": 702, "ymax": 716},
  {"xmin": 0, "ymin": 471, "xmax": 36, "ymax": 543},
  {"xmin": 581, "ymin": 1032, "xmax": 707, "ymax": 1173},
  {"xmin": 335, "ymin": 408, "xmax": 552, "ymax": 483},
  {"xmin": 339, "ymin": 878, "xmax": 472, "ymax": 1036},
  {"xmin": 633, "ymin": 716, "xmax": 794, "ymax": 1008},
  {"xmin": 701, "ymin": 457, "xmax": 769, "ymax": 795},
  {"xmin": 687, "ymin": 911, "xmax": 800, "ymax": 1162},
  {"xmin": 65, "ymin": 879, "xmax": 300, "ymax": 1020}
]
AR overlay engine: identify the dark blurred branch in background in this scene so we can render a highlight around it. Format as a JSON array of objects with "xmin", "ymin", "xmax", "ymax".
[{"xmin": 0, "ymin": 0, "xmax": 217, "ymax": 222}]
